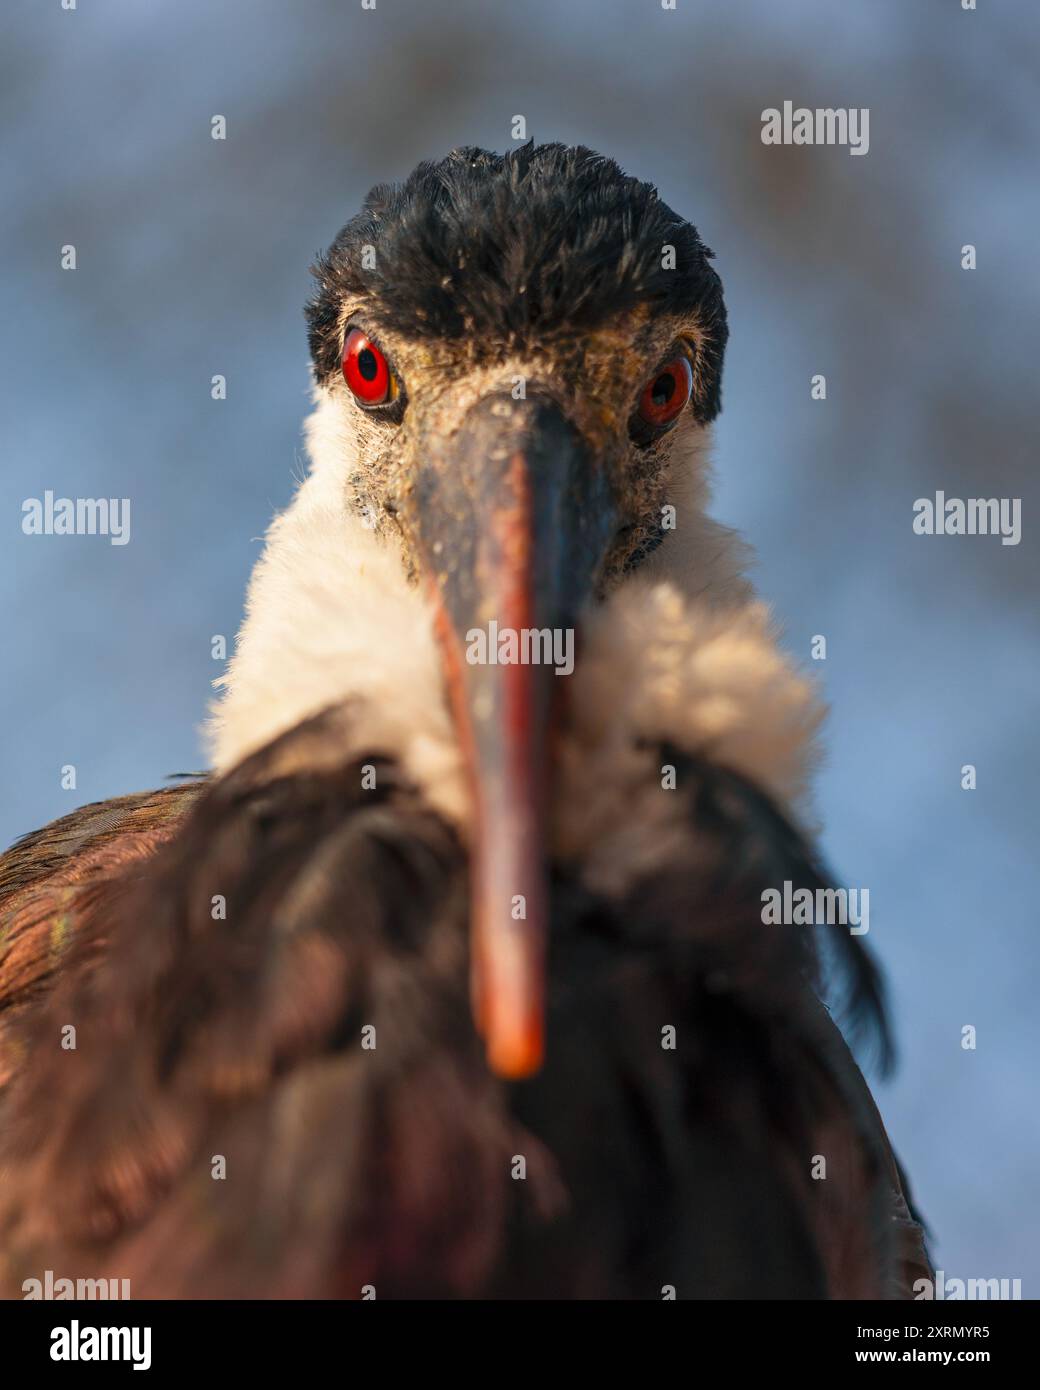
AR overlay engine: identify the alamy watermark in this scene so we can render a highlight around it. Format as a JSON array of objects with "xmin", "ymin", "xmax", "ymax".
[
  {"xmin": 913, "ymin": 492, "xmax": 1021, "ymax": 546},
  {"xmin": 23, "ymin": 1270, "xmax": 130, "ymax": 1299},
  {"xmin": 913, "ymin": 1270, "xmax": 1022, "ymax": 1301},
  {"xmin": 465, "ymin": 621, "xmax": 574, "ymax": 676},
  {"xmin": 49, "ymin": 1320, "xmax": 151, "ymax": 1371},
  {"xmin": 761, "ymin": 101, "xmax": 869, "ymax": 156},
  {"xmin": 21, "ymin": 490, "xmax": 130, "ymax": 546},
  {"xmin": 761, "ymin": 882, "xmax": 869, "ymax": 935}
]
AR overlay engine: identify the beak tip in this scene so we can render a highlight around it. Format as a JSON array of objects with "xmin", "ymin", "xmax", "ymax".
[{"xmin": 487, "ymin": 1026, "xmax": 545, "ymax": 1081}]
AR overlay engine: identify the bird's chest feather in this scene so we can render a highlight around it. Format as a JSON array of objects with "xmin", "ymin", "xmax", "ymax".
[{"xmin": 0, "ymin": 714, "xmax": 902, "ymax": 1299}]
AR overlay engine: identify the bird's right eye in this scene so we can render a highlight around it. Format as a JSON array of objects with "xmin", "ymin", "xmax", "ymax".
[{"xmin": 342, "ymin": 328, "xmax": 397, "ymax": 406}]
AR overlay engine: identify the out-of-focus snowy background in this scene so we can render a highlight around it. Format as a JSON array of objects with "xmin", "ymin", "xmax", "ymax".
[{"xmin": 2, "ymin": 0, "xmax": 1037, "ymax": 1291}]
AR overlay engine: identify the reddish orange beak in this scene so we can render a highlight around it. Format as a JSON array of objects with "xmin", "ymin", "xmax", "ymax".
[{"xmin": 408, "ymin": 391, "xmax": 615, "ymax": 1079}]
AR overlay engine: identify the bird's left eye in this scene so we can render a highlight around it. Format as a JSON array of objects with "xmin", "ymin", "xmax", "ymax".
[
  {"xmin": 342, "ymin": 328, "xmax": 397, "ymax": 406},
  {"xmin": 634, "ymin": 354, "xmax": 694, "ymax": 435}
]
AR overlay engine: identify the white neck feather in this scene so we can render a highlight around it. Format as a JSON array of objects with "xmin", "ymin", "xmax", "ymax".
[{"xmin": 207, "ymin": 391, "xmax": 823, "ymax": 887}]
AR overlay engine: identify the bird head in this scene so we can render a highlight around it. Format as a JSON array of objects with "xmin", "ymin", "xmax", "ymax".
[{"xmin": 303, "ymin": 143, "xmax": 728, "ymax": 1080}]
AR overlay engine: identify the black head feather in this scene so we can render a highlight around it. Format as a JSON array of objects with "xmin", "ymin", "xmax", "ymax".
[{"xmin": 306, "ymin": 143, "xmax": 727, "ymax": 417}]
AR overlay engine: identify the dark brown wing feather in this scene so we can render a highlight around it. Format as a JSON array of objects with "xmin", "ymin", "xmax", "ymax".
[
  {"xmin": 0, "ymin": 711, "xmax": 928, "ymax": 1299},
  {"xmin": 0, "ymin": 783, "xmax": 205, "ymax": 1088}
]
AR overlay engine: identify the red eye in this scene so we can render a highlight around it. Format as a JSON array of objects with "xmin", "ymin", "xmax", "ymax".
[
  {"xmin": 342, "ymin": 328, "xmax": 392, "ymax": 405},
  {"xmin": 637, "ymin": 356, "xmax": 693, "ymax": 428}
]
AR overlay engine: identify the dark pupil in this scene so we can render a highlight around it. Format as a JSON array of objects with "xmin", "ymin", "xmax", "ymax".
[
  {"xmin": 651, "ymin": 372, "xmax": 676, "ymax": 407},
  {"xmin": 358, "ymin": 348, "xmax": 379, "ymax": 381}
]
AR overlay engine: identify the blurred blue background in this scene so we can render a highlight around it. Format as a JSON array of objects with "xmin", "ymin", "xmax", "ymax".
[{"xmin": 2, "ymin": 0, "xmax": 1037, "ymax": 1291}]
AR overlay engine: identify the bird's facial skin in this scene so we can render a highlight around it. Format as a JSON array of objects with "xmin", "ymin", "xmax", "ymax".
[
  {"xmin": 319, "ymin": 303, "xmax": 718, "ymax": 1078},
  {"xmin": 332, "ymin": 304, "xmax": 715, "ymax": 586}
]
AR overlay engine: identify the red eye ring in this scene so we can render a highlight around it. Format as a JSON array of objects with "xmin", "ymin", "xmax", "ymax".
[
  {"xmin": 637, "ymin": 355, "xmax": 693, "ymax": 428},
  {"xmin": 342, "ymin": 328, "xmax": 392, "ymax": 405}
]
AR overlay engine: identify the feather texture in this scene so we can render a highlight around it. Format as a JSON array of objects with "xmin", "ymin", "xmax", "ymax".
[{"xmin": 0, "ymin": 706, "xmax": 927, "ymax": 1298}]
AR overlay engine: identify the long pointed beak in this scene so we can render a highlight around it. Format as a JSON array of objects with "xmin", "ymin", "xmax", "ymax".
[{"xmin": 407, "ymin": 391, "xmax": 615, "ymax": 1079}]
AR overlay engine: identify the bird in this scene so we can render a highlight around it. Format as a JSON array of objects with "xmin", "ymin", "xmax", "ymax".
[{"xmin": 0, "ymin": 143, "xmax": 929, "ymax": 1299}]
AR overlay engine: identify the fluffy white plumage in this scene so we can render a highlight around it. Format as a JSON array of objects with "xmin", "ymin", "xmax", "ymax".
[{"xmin": 208, "ymin": 388, "xmax": 824, "ymax": 891}]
